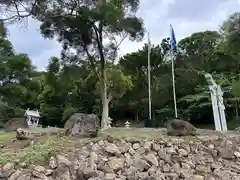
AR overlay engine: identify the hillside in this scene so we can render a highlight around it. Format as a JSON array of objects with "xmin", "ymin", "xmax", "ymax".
[{"xmin": 0, "ymin": 128, "xmax": 240, "ymax": 179}]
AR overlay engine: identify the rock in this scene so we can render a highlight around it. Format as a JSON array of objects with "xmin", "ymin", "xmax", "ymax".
[
  {"xmin": 89, "ymin": 178, "xmax": 103, "ymax": 180},
  {"xmin": 105, "ymin": 173, "xmax": 116, "ymax": 180},
  {"xmin": 143, "ymin": 141, "xmax": 152, "ymax": 151},
  {"xmin": 16, "ymin": 128, "xmax": 35, "ymax": 140},
  {"xmin": 178, "ymin": 148, "xmax": 188, "ymax": 157},
  {"xmin": 205, "ymin": 176, "xmax": 216, "ymax": 180},
  {"xmin": 138, "ymin": 172, "xmax": 148, "ymax": 179},
  {"xmin": 4, "ymin": 117, "xmax": 28, "ymax": 132},
  {"xmin": 144, "ymin": 153, "xmax": 158, "ymax": 167},
  {"xmin": 132, "ymin": 143, "xmax": 140, "ymax": 150},
  {"xmin": 128, "ymin": 147, "xmax": 135, "ymax": 155},
  {"xmin": 56, "ymin": 154, "xmax": 72, "ymax": 166},
  {"xmin": 64, "ymin": 113, "xmax": 100, "ymax": 137},
  {"xmin": 108, "ymin": 157, "xmax": 124, "ymax": 171},
  {"xmin": 192, "ymin": 175, "xmax": 204, "ymax": 180},
  {"xmin": 53, "ymin": 164, "xmax": 71, "ymax": 179},
  {"xmin": 33, "ymin": 165, "xmax": 46, "ymax": 173},
  {"xmin": 49, "ymin": 156, "xmax": 58, "ymax": 169},
  {"xmin": 90, "ymin": 152, "xmax": 98, "ymax": 169},
  {"xmin": 118, "ymin": 143, "xmax": 130, "ymax": 154},
  {"xmin": 234, "ymin": 151, "xmax": 240, "ymax": 158},
  {"xmin": 195, "ymin": 165, "xmax": 211, "ymax": 173},
  {"xmin": 82, "ymin": 168, "xmax": 98, "ymax": 178},
  {"xmin": 135, "ymin": 159, "xmax": 151, "ymax": 171},
  {"xmin": 3, "ymin": 134, "xmax": 240, "ymax": 179},
  {"xmin": 152, "ymin": 143, "xmax": 160, "ymax": 151},
  {"xmin": 105, "ymin": 143, "xmax": 121, "ymax": 156},
  {"xmin": 8, "ymin": 169, "xmax": 22, "ymax": 180},
  {"xmin": 0, "ymin": 162, "xmax": 15, "ymax": 178},
  {"xmin": 166, "ymin": 119, "xmax": 196, "ymax": 136},
  {"xmin": 218, "ymin": 148, "xmax": 234, "ymax": 159},
  {"xmin": 32, "ymin": 170, "xmax": 48, "ymax": 179}
]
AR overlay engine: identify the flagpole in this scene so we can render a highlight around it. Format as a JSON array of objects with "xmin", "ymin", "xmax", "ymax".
[
  {"xmin": 170, "ymin": 25, "xmax": 178, "ymax": 118},
  {"xmin": 147, "ymin": 32, "xmax": 152, "ymax": 120}
]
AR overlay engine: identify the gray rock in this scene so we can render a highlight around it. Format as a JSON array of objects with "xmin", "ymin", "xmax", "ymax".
[
  {"xmin": 105, "ymin": 143, "xmax": 121, "ymax": 156},
  {"xmin": 64, "ymin": 113, "xmax": 100, "ymax": 137},
  {"xmin": 16, "ymin": 128, "xmax": 35, "ymax": 140},
  {"xmin": 0, "ymin": 162, "xmax": 15, "ymax": 178},
  {"xmin": 144, "ymin": 153, "xmax": 158, "ymax": 167},
  {"xmin": 108, "ymin": 157, "xmax": 124, "ymax": 171},
  {"xmin": 4, "ymin": 117, "xmax": 28, "ymax": 132},
  {"xmin": 166, "ymin": 119, "xmax": 196, "ymax": 136}
]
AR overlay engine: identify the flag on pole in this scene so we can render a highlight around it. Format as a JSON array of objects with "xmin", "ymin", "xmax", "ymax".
[
  {"xmin": 170, "ymin": 24, "xmax": 178, "ymax": 118},
  {"xmin": 170, "ymin": 24, "xmax": 177, "ymax": 53}
]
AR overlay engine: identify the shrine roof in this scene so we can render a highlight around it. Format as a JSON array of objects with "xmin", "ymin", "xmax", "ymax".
[{"xmin": 25, "ymin": 109, "xmax": 40, "ymax": 117}]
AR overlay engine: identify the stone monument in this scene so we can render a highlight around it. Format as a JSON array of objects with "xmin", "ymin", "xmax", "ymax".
[
  {"xmin": 108, "ymin": 117, "xmax": 112, "ymax": 128},
  {"xmin": 125, "ymin": 121, "xmax": 130, "ymax": 128},
  {"xmin": 205, "ymin": 73, "xmax": 227, "ymax": 132}
]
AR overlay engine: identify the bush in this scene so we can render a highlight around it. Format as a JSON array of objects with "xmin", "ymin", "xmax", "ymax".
[
  {"xmin": 62, "ymin": 107, "xmax": 77, "ymax": 123},
  {"xmin": 14, "ymin": 108, "xmax": 25, "ymax": 117},
  {"xmin": 0, "ymin": 103, "xmax": 15, "ymax": 125},
  {"xmin": 144, "ymin": 118, "xmax": 166, "ymax": 128}
]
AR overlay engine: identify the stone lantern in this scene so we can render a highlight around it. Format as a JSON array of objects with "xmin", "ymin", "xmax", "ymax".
[{"xmin": 125, "ymin": 121, "xmax": 130, "ymax": 128}]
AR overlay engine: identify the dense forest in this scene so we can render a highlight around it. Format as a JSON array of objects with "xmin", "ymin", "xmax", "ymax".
[{"xmin": 0, "ymin": 0, "xmax": 239, "ymax": 129}]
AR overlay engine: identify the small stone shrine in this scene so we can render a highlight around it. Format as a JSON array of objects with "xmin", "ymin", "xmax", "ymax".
[{"xmin": 24, "ymin": 108, "xmax": 40, "ymax": 127}]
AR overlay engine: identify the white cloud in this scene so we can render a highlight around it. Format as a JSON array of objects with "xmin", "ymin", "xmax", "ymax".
[{"xmin": 5, "ymin": 0, "xmax": 240, "ymax": 70}]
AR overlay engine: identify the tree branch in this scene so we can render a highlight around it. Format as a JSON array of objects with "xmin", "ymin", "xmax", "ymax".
[
  {"xmin": 103, "ymin": 30, "xmax": 128, "ymax": 62},
  {"xmin": 83, "ymin": 44, "xmax": 101, "ymax": 81}
]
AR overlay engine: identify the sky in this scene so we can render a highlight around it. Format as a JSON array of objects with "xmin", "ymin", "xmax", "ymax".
[{"xmin": 5, "ymin": 0, "xmax": 240, "ymax": 71}]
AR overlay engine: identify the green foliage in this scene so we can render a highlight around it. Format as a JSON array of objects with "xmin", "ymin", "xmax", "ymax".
[
  {"xmin": 14, "ymin": 108, "xmax": 25, "ymax": 117},
  {"xmin": 62, "ymin": 107, "xmax": 77, "ymax": 123}
]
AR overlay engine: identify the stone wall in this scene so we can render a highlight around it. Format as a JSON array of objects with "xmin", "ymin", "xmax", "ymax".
[{"xmin": 1, "ymin": 135, "xmax": 240, "ymax": 180}]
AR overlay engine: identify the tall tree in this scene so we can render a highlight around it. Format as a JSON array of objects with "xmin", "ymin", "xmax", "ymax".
[{"xmin": 24, "ymin": 0, "xmax": 144, "ymax": 129}]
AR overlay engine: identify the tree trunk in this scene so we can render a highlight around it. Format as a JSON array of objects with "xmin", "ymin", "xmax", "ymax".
[{"xmin": 101, "ymin": 70, "xmax": 109, "ymax": 130}]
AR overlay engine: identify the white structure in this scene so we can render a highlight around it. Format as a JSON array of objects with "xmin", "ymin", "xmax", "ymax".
[
  {"xmin": 108, "ymin": 117, "xmax": 112, "ymax": 128},
  {"xmin": 24, "ymin": 108, "xmax": 40, "ymax": 127},
  {"xmin": 125, "ymin": 121, "xmax": 130, "ymax": 128},
  {"xmin": 205, "ymin": 73, "xmax": 227, "ymax": 132}
]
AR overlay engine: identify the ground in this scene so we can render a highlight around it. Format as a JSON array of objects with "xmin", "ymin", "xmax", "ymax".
[{"xmin": 0, "ymin": 127, "xmax": 240, "ymax": 165}]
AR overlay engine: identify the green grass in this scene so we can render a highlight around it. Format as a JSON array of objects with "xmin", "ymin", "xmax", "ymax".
[
  {"xmin": 0, "ymin": 140, "xmax": 54, "ymax": 165},
  {"xmin": 0, "ymin": 131, "xmax": 15, "ymax": 140},
  {"xmin": 0, "ymin": 133, "xmax": 101, "ymax": 165}
]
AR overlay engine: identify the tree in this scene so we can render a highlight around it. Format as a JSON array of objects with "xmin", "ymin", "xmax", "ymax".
[
  {"xmin": 0, "ymin": 21, "xmax": 39, "ymax": 125},
  {"xmin": 95, "ymin": 64, "xmax": 133, "ymax": 121},
  {"xmin": 38, "ymin": 57, "xmax": 70, "ymax": 126},
  {"xmin": 21, "ymin": 0, "xmax": 144, "ymax": 129},
  {"xmin": 220, "ymin": 12, "xmax": 240, "ymax": 64}
]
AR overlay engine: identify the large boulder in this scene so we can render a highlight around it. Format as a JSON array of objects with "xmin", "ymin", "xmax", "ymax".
[
  {"xmin": 16, "ymin": 128, "xmax": 35, "ymax": 140},
  {"xmin": 64, "ymin": 113, "xmax": 100, "ymax": 137},
  {"xmin": 4, "ymin": 118, "xmax": 28, "ymax": 132},
  {"xmin": 166, "ymin": 119, "xmax": 196, "ymax": 136}
]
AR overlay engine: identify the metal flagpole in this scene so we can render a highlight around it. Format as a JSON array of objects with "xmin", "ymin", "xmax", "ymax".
[
  {"xmin": 170, "ymin": 25, "xmax": 178, "ymax": 118},
  {"xmin": 147, "ymin": 32, "xmax": 152, "ymax": 120}
]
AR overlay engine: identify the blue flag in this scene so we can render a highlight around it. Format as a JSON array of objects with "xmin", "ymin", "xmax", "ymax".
[{"xmin": 170, "ymin": 25, "xmax": 177, "ymax": 53}]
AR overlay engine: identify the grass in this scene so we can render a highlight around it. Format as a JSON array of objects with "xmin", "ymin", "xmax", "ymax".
[
  {"xmin": 0, "ymin": 131, "xmax": 15, "ymax": 140},
  {"xmin": 0, "ymin": 131, "xmax": 105, "ymax": 165}
]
